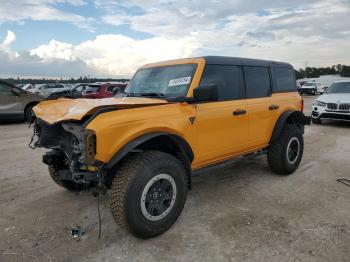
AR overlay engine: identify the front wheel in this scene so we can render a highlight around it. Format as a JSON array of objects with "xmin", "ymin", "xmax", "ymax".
[
  {"xmin": 267, "ymin": 125, "xmax": 304, "ymax": 175},
  {"xmin": 110, "ymin": 151, "xmax": 187, "ymax": 238},
  {"xmin": 24, "ymin": 104, "xmax": 35, "ymax": 122}
]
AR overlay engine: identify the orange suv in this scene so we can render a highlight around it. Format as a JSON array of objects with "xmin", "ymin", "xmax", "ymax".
[{"xmin": 31, "ymin": 56, "xmax": 310, "ymax": 238}]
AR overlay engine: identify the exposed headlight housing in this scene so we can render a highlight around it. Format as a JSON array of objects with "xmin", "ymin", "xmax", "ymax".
[{"xmin": 62, "ymin": 123, "xmax": 96, "ymax": 167}]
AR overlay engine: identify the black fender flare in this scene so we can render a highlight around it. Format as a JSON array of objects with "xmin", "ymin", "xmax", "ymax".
[
  {"xmin": 104, "ymin": 132, "xmax": 194, "ymax": 170},
  {"xmin": 270, "ymin": 111, "xmax": 309, "ymax": 144}
]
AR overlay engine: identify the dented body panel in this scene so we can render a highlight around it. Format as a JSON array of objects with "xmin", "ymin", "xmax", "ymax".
[{"xmin": 33, "ymin": 97, "xmax": 168, "ymax": 124}]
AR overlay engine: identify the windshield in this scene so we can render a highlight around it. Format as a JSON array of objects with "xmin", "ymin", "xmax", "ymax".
[
  {"xmin": 125, "ymin": 64, "xmax": 196, "ymax": 98},
  {"xmin": 44, "ymin": 84, "xmax": 63, "ymax": 89},
  {"xmin": 304, "ymin": 83, "xmax": 316, "ymax": 86},
  {"xmin": 326, "ymin": 82, "xmax": 350, "ymax": 94}
]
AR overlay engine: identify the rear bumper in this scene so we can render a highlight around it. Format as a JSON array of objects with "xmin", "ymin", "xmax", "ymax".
[{"xmin": 300, "ymin": 88, "xmax": 316, "ymax": 93}]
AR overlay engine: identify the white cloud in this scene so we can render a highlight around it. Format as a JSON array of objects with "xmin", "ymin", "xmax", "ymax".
[
  {"xmin": 0, "ymin": 0, "xmax": 93, "ymax": 30},
  {"xmin": 0, "ymin": 31, "xmax": 19, "ymax": 59},
  {"xmin": 0, "ymin": 31, "xmax": 199, "ymax": 77},
  {"xmin": 30, "ymin": 40, "xmax": 75, "ymax": 61},
  {"xmin": 98, "ymin": 0, "xmax": 350, "ymax": 68},
  {"xmin": 1, "ymin": 31, "xmax": 16, "ymax": 49},
  {"xmin": 75, "ymin": 35, "xmax": 199, "ymax": 75},
  {"xmin": 1, "ymin": 0, "xmax": 350, "ymax": 78},
  {"xmin": 30, "ymin": 34, "xmax": 198, "ymax": 76}
]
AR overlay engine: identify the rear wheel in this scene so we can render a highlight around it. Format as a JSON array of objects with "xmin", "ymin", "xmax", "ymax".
[
  {"xmin": 48, "ymin": 165, "xmax": 84, "ymax": 191},
  {"xmin": 110, "ymin": 151, "xmax": 187, "ymax": 238},
  {"xmin": 267, "ymin": 125, "xmax": 304, "ymax": 175}
]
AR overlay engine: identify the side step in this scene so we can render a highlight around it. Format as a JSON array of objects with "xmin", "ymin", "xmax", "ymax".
[{"xmin": 192, "ymin": 150, "xmax": 267, "ymax": 176}]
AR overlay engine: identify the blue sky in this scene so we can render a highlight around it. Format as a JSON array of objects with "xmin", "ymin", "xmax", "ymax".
[{"xmin": 0, "ymin": 0, "xmax": 349, "ymax": 77}]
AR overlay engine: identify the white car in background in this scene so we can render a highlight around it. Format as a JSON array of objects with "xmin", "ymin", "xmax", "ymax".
[
  {"xmin": 30, "ymin": 83, "xmax": 68, "ymax": 98},
  {"xmin": 300, "ymin": 82, "xmax": 325, "ymax": 95},
  {"xmin": 311, "ymin": 80, "xmax": 350, "ymax": 124}
]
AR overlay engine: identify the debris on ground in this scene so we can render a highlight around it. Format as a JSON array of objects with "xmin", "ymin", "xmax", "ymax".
[{"xmin": 71, "ymin": 225, "xmax": 85, "ymax": 241}]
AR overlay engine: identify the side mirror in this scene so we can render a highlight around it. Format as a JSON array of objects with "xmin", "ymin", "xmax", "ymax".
[
  {"xmin": 11, "ymin": 88, "xmax": 21, "ymax": 96},
  {"xmin": 112, "ymin": 87, "xmax": 122, "ymax": 96},
  {"xmin": 193, "ymin": 84, "xmax": 218, "ymax": 102}
]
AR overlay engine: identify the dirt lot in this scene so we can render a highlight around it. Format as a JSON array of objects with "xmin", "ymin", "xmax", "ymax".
[{"xmin": 0, "ymin": 96, "xmax": 349, "ymax": 262}]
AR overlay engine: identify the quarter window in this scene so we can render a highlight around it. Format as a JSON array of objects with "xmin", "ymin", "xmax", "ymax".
[
  {"xmin": 199, "ymin": 65, "xmax": 245, "ymax": 101},
  {"xmin": 273, "ymin": 67, "xmax": 296, "ymax": 92},
  {"xmin": 244, "ymin": 66, "xmax": 271, "ymax": 99}
]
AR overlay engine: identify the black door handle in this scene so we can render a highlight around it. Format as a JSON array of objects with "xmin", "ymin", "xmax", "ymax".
[
  {"xmin": 233, "ymin": 109, "xmax": 247, "ymax": 116},
  {"xmin": 269, "ymin": 104, "xmax": 279, "ymax": 110}
]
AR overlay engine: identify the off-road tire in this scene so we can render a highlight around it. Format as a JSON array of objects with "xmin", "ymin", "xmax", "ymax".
[
  {"xmin": 267, "ymin": 125, "xmax": 304, "ymax": 175},
  {"xmin": 312, "ymin": 117, "xmax": 322, "ymax": 124},
  {"xmin": 110, "ymin": 150, "xmax": 187, "ymax": 239},
  {"xmin": 48, "ymin": 165, "xmax": 84, "ymax": 191}
]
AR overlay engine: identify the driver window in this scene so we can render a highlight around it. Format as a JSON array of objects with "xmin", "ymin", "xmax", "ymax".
[{"xmin": 0, "ymin": 83, "xmax": 13, "ymax": 94}]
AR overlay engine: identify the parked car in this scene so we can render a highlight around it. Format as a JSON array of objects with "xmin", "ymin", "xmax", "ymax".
[
  {"xmin": 69, "ymin": 83, "xmax": 90, "ymax": 98},
  {"xmin": 311, "ymin": 80, "xmax": 350, "ymax": 124},
  {"xmin": 300, "ymin": 82, "xmax": 324, "ymax": 95},
  {"xmin": 21, "ymin": 83, "xmax": 35, "ymax": 91},
  {"xmin": 82, "ymin": 82, "xmax": 127, "ymax": 98},
  {"xmin": 31, "ymin": 83, "xmax": 68, "ymax": 98},
  {"xmin": 32, "ymin": 56, "xmax": 310, "ymax": 238},
  {"xmin": 0, "ymin": 80, "xmax": 43, "ymax": 122}
]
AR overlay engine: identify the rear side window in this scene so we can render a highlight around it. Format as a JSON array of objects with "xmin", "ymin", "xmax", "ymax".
[
  {"xmin": 85, "ymin": 85, "xmax": 100, "ymax": 93},
  {"xmin": 244, "ymin": 66, "xmax": 271, "ymax": 99},
  {"xmin": 273, "ymin": 67, "xmax": 296, "ymax": 92},
  {"xmin": 199, "ymin": 65, "xmax": 245, "ymax": 101}
]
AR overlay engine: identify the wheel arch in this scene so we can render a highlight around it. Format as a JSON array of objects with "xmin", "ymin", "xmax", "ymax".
[
  {"xmin": 24, "ymin": 101, "xmax": 40, "ymax": 114},
  {"xmin": 270, "ymin": 111, "xmax": 308, "ymax": 144},
  {"xmin": 103, "ymin": 132, "xmax": 194, "ymax": 188},
  {"xmin": 24, "ymin": 101, "xmax": 40, "ymax": 120}
]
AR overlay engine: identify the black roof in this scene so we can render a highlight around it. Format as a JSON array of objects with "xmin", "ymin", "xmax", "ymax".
[{"xmin": 203, "ymin": 56, "xmax": 293, "ymax": 68}]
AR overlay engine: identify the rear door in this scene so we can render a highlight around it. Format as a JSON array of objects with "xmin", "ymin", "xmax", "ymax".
[
  {"xmin": 0, "ymin": 82, "xmax": 22, "ymax": 119},
  {"xmin": 244, "ymin": 66, "xmax": 278, "ymax": 148},
  {"xmin": 194, "ymin": 64, "xmax": 249, "ymax": 167}
]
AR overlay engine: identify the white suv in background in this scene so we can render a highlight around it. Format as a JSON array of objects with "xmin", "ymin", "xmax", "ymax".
[
  {"xmin": 311, "ymin": 80, "xmax": 350, "ymax": 124},
  {"xmin": 300, "ymin": 82, "xmax": 324, "ymax": 95}
]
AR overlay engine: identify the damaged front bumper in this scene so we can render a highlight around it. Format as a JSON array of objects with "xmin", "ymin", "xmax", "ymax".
[{"xmin": 33, "ymin": 119, "xmax": 101, "ymax": 185}]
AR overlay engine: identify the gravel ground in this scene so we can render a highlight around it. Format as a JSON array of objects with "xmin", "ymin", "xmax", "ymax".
[{"xmin": 0, "ymin": 96, "xmax": 349, "ymax": 262}]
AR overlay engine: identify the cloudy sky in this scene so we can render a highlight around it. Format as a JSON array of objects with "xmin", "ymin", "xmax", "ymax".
[{"xmin": 0, "ymin": 0, "xmax": 349, "ymax": 78}]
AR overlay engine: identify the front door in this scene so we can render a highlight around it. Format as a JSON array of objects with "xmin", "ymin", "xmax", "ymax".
[
  {"xmin": 0, "ymin": 83, "xmax": 21, "ymax": 119},
  {"xmin": 193, "ymin": 64, "xmax": 249, "ymax": 168}
]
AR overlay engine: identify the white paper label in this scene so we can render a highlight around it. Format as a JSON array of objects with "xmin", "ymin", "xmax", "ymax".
[{"xmin": 168, "ymin": 76, "xmax": 191, "ymax": 87}]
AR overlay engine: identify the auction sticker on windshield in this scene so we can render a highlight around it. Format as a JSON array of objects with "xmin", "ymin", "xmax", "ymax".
[{"xmin": 168, "ymin": 76, "xmax": 191, "ymax": 87}]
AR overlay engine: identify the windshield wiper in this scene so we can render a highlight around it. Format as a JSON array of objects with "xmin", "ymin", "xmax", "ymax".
[
  {"xmin": 124, "ymin": 92, "xmax": 165, "ymax": 98},
  {"xmin": 138, "ymin": 92, "xmax": 166, "ymax": 98}
]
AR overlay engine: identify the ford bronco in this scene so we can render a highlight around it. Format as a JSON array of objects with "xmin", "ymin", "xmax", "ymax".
[{"xmin": 31, "ymin": 56, "xmax": 310, "ymax": 238}]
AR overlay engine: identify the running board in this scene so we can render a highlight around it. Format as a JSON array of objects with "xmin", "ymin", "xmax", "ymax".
[{"xmin": 192, "ymin": 150, "xmax": 267, "ymax": 176}]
